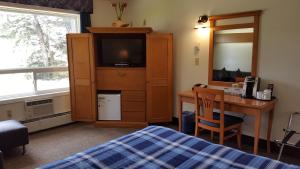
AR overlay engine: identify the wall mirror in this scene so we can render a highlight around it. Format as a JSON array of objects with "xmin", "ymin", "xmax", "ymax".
[{"xmin": 208, "ymin": 11, "xmax": 261, "ymax": 86}]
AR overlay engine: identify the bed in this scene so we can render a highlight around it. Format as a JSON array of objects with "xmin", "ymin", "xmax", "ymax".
[{"xmin": 39, "ymin": 126, "xmax": 300, "ymax": 169}]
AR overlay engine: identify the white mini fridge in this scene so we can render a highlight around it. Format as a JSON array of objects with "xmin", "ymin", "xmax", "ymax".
[{"xmin": 97, "ymin": 93, "xmax": 121, "ymax": 120}]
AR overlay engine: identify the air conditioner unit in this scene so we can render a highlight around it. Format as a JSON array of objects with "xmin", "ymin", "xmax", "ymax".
[{"xmin": 25, "ymin": 98, "xmax": 54, "ymax": 120}]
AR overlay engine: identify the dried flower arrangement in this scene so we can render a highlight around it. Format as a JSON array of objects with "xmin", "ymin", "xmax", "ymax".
[
  {"xmin": 112, "ymin": 2, "xmax": 127, "ymax": 20},
  {"xmin": 111, "ymin": 1, "xmax": 129, "ymax": 27}
]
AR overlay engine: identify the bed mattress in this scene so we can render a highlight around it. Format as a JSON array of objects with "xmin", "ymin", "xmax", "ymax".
[{"xmin": 39, "ymin": 126, "xmax": 300, "ymax": 169}]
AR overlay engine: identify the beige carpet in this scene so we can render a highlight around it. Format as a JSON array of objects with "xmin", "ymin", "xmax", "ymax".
[
  {"xmin": 3, "ymin": 123, "xmax": 299, "ymax": 169},
  {"xmin": 3, "ymin": 123, "xmax": 140, "ymax": 169}
]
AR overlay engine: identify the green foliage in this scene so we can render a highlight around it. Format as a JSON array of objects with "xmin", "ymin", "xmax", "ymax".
[{"xmin": 0, "ymin": 11, "xmax": 73, "ymax": 80}]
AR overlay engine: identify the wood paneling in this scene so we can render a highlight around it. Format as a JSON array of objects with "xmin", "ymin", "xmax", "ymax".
[
  {"xmin": 208, "ymin": 20, "xmax": 216, "ymax": 86},
  {"xmin": 122, "ymin": 111, "xmax": 146, "ymax": 122},
  {"xmin": 146, "ymin": 33, "xmax": 173, "ymax": 123},
  {"xmin": 67, "ymin": 28, "xmax": 173, "ymax": 127},
  {"xmin": 67, "ymin": 34, "xmax": 96, "ymax": 121},
  {"xmin": 215, "ymin": 33, "xmax": 253, "ymax": 43},
  {"xmin": 209, "ymin": 10, "xmax": 262, "ymax": 20},
  {"xmin": 122, "ymin": 101, "xmax": 145, "ymax": 112},
  {"xmin": 122, "ymin": 91, "xmax": 145, "ymax": 122},
  {"xmin": 122, "ymin": 91, "xmax": 145, "ymax": 101},
  {"xmin": 96, "ymin": 68, "xmax": 146, "ymax": 90},
  {"xmin": 213, "ymin": 23, "xmax": 254, "ymax": 31},
  {"xmin": 74, "ymin": 86, "xmax": 92, "ymax": 120},
  {"xmin": 147, "ymin": 86, "xmax": 169, "ymax": 121},
  {"xmin": 252, "ymin": 15, "xmax": 260, "ymax": 77}
]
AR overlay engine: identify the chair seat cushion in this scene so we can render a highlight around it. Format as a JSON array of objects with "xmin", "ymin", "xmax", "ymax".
[
  {"xmin": 200, "ymin": 112, "xmax": 243, "ymax": 128},
  {"xmin": 0, "ymin": 120, "xmax": 29, "ymax": 150}
]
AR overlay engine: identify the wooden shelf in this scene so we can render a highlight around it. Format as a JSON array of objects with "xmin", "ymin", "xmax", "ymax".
[{"xmin": 87, "ymin": 27, "xmax": 153, "ymax": 34}]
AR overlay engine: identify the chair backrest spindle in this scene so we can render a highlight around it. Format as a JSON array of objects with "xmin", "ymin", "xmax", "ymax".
[{"xmin": 193, "ymin": 87, "xmax": 225, "ymax": 128}]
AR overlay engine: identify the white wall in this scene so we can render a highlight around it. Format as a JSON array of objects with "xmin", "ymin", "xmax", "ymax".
[
  {"xmin": 92, "ymin": 0, "xmax": 124, "ymax": 27},
  {"xmin": 92, "ymin": 0, "xmax": 300, "ymax": 140}
]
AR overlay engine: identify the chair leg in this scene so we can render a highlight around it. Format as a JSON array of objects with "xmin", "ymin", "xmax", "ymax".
[
  {"xmin": 237, "ymin": 126, "xmax": 242, "ymax": 149},
  {"xmin": 195, "ymin": 125, "xmax": 200, "ymax": 137},
  {"xmin": 22, "ymin": 145, "xmax": 26, "ymax": 155},
  {"xmin": 219, "ymin": 132, "xmax": 224, "ymax": 145},
  {"xmin": 194, "ymin": 126, "xmax": 198, "ymax": 137},
  {"xmin": 210, "ymin": 131, "xmax": 214, "ymax": 141}
]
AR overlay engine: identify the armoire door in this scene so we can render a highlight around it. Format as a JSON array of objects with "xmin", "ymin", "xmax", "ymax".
[
  {"xmin": 67, "ymin": 34, "xmax": 96, "ymax": 121},
  {"xmin": 146, "ymin": 33, "xmax": 173, "ymax": 123}
]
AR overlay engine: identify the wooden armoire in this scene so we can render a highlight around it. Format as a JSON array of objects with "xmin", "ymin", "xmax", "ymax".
[{"xmin": 67, "ymin": 27, "xmax": 173, "ymax": 127}]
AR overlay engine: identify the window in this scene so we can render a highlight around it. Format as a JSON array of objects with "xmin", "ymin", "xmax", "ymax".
[{"xmin": 0, "ymin": 6, "xmax": 80, "ymax": 100}]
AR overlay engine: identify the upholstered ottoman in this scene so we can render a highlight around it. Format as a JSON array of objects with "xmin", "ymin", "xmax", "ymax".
[
  {"xmin": 0, "ymin": 120, "xmax": 29, "ymax": 155},
  {"xmin": 0, "ymin": 150, "xmax": 3, "ymax": 169}
]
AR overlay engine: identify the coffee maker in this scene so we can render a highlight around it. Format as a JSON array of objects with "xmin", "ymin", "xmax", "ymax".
[{"xmin": 242, "ymin": 76, "xmax": 260, "ymax": 98}]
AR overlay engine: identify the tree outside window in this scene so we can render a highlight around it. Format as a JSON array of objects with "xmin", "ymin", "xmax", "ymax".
[{"xmin": 0, "ymin": 7, "xmax": 80, "ymax": 99}]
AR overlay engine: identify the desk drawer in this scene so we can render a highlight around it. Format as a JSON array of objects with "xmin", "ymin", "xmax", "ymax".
[
  {"xmin": 122, "ymin": 101, "xmax": 145, "ymax": 112},
  {"xmin": 122, "ymin": 91, "xmax": 145, "ymax": 101},
  {"xmin": 122, "ymin": 111, "xmax": 146, "ymax": 122},
  {"xmin": 121, "ymin": 91, "xmax": 146, "ymax": 122},
  {"xmin": 96, "ymin": 68, "xmax": 146, "ymax": 90}
]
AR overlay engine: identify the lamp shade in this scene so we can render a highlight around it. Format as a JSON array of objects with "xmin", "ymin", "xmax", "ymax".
[{"xmin": 194, "ymin": 15, "xmax": 209, "ymax": 29}]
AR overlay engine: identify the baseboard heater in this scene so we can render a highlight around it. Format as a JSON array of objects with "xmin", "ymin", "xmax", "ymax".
[{"xmin": 21, "ymin": 112, "xmax": 73, "ymax": 133}]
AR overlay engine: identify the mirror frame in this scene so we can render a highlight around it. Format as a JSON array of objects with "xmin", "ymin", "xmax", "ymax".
[{"xmin": 208, "ymin": 10, "xmax": 262, "ymax": 87}]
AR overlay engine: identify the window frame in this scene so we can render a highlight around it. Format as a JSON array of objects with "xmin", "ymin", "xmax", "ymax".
[{"xmin": 0, "ymin": 4, "xmax": 80, "ymax": 101}]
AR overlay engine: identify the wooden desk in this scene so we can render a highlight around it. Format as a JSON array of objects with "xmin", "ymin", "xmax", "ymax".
[{"xmin": 178, "ymin": 91, "xmax": 277, "ymax": 155}]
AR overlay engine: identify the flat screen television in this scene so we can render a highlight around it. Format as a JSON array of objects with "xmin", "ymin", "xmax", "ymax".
[{"xmin": 96, "ymin": 34, "xmax": 146, "ymax": 67}]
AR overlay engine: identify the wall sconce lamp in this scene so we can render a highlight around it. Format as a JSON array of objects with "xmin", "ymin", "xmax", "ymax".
[{"xmin": 194, "ymin": 15, "xmax": 209, "ymax": 29}]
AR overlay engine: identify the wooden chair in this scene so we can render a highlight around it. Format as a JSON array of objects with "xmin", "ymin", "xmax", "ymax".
[{"xmin": 193, "ymin": 87, "xmax": 243, "ymax": 148}]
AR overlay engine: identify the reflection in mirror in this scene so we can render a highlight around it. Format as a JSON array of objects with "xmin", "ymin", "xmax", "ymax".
[{"xmin": 213, "ymin": 28, "xmax": 253, "ymax": 82}]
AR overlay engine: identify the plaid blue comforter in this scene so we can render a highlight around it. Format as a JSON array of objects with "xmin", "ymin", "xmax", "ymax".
[{"xmin": 40, "ymin": 126, "xmax": 300, "ymax": 169}]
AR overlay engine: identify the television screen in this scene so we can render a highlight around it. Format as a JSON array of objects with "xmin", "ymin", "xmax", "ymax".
[{"xmin": 97, "ymin": 34, "xmax": 146, "ymax": 67}]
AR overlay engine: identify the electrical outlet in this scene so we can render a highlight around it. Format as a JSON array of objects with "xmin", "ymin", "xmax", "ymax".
[{"xmin": 6, "ymin": 110, "xmax": 12, "ymax": 119}]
